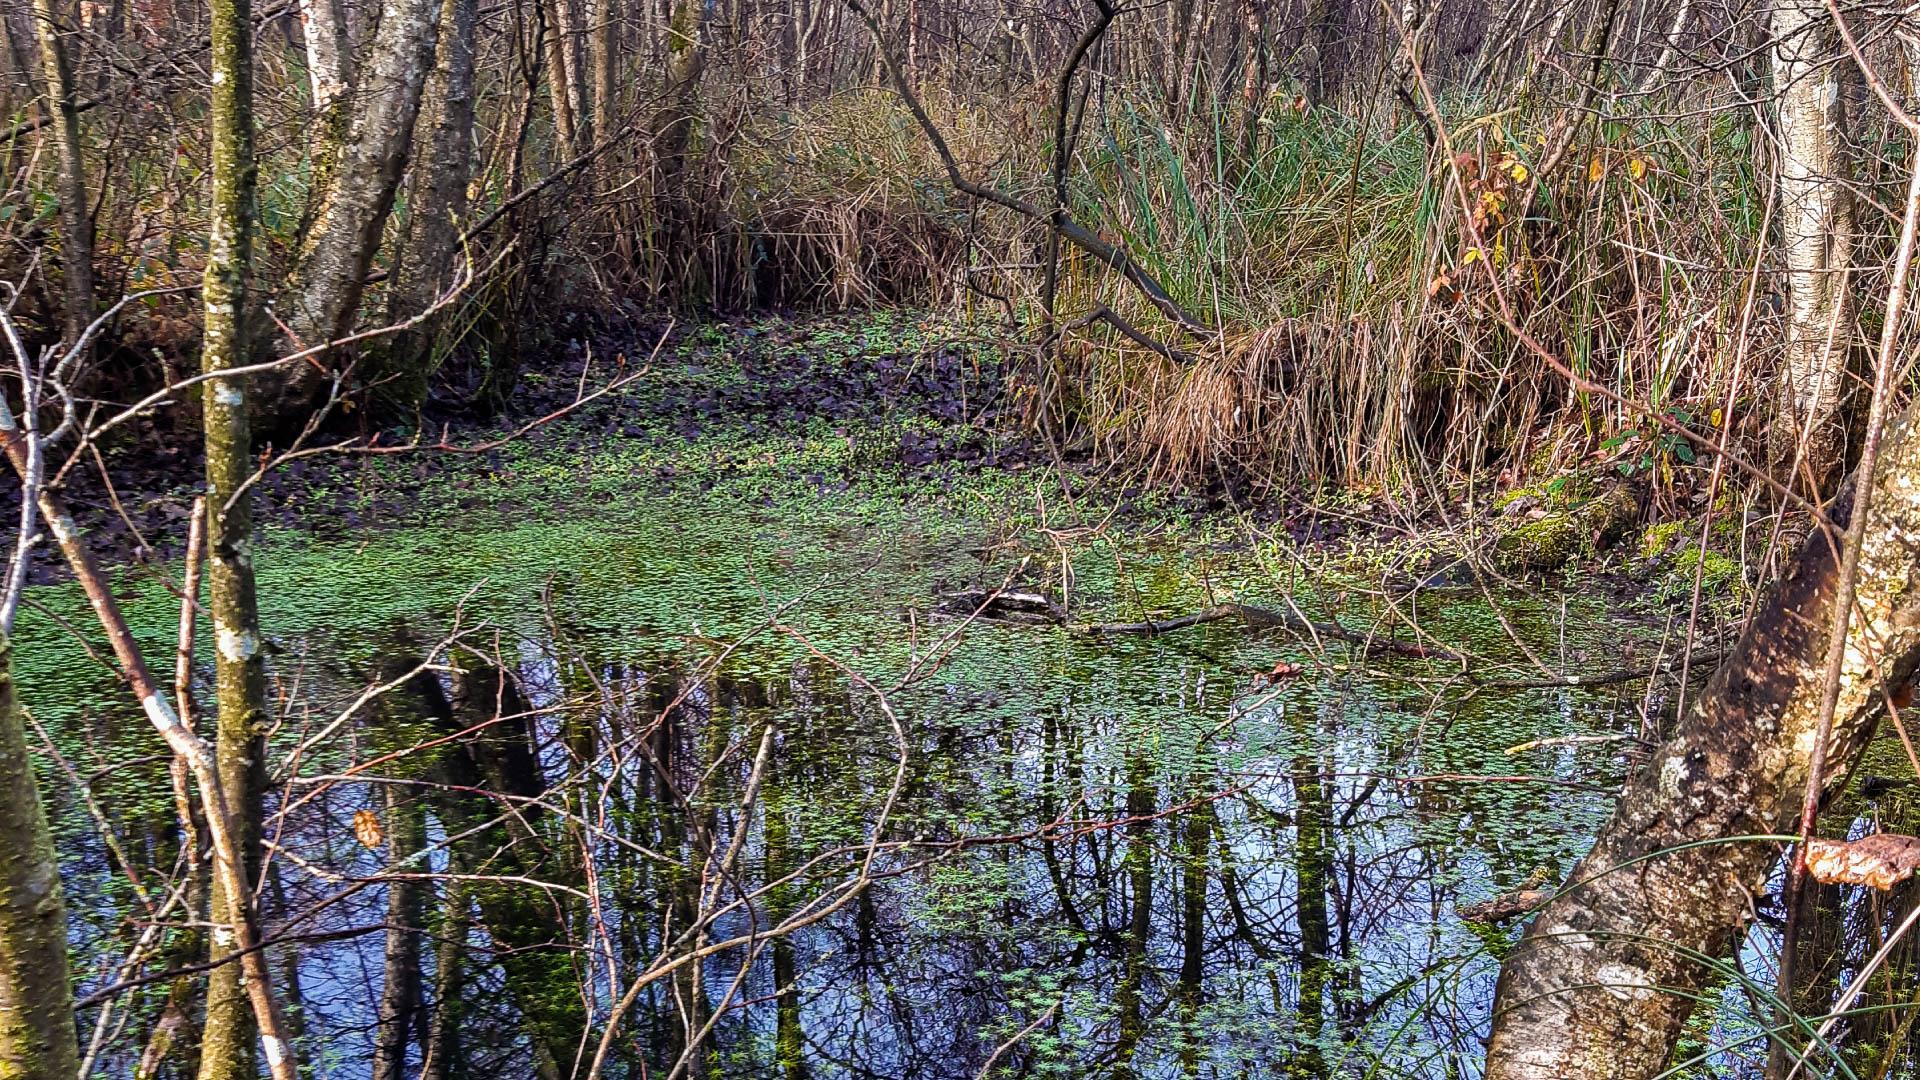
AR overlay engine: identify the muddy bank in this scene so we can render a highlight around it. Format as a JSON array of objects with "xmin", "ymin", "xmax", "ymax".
[{"xmin": 25, "ymin": 312, "xmax": 1737, "ymax": 619}]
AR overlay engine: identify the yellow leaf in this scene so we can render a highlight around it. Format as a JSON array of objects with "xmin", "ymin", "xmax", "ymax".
[
  {"xmin": 1709, "ymin": 407, "xmax": 1723, "ymax": 428},
  {"xmin": 1588, "ymin": 155, "xmax": 1606, "ymax": 183},
  {"xmin": 1628, "ymin": 156, "xmax": 1648, "ymax": 182},
  {"xmin": 353, "ymin": 809, "xmax": 384, "ymax": 850},
  {"xmin": 1507, "ymin": 160, "xmax": 1529, "ymax": 184},
  {"xmin": 1462, "ymin": 247, "xmax": 1484, "ymax": 265}
]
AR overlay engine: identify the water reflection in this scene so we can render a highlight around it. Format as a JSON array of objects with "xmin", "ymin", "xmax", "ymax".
[
  {"xmin": 23, "ymin": 514, "xmax": 1655, "ymax": 1079},
  {"xmin": 269, "ymin": 627, "xmax": 1630, "ymax": 1078}
]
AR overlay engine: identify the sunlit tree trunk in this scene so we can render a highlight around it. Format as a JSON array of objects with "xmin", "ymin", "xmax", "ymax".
[
  {"xmin": 1770, "ymin": 0, "xmax": 1853, "ymax": 493},
  {"xmin": 383, "ymin": 0, "xmax": 477, "ymax": 410},
  {"xmin": 263, "ymin": 0, "xmax": 443, "ymax": 422},
  {"xmin": 298, "ymin": 0, "xmax": 348, "ymax": 108},
  {"xmin": 195, "ymin": 0, "xmax": 273, "ymax": 1069},
  {"xmin": 1485, "ymin": 407, "xmax": 1920, "ymax": 1077},
  {"xmin": 30, "ymin": 0, "xmax": 92, "ymax": 348},
  {"xmin": 0, "ymin": 634, "xmax": 79, "ymax": 1080},
  {"xmin": 0, "ymin": 330, "xmax": 296, "ymax": 1080}
]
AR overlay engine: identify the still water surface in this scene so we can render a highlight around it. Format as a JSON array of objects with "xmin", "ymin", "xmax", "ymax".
[{"xmin": 20, "ymin": 494, "xmax": 1652, "ymax": 1078}]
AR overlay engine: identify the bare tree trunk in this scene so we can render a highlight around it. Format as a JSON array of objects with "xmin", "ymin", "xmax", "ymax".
[
  {"xmin": 1484, "ymin": 406, "xmax": 1920, "ymax": 1077},
  {"xmin": 587, "ymin": 0, "xmax": 614, "ymax": 143},
  {"xmin": 541, "ymin": 0, "xmax": 581, "ymax": 151},
  {"xmin": 0, "ymin": 635, "xmax": 79, "ymax": 1080},
  {"xmin": 262, "ymin": 0, "xmax": 443, "ymax": 424},
  {"xmin": 382, "ymin": 0, "xmax": 477, "ymax": 410},
  {"xmin": 298, "ymin": 0, "xmax": 348, "ymax": 107},
  {"xmin": 196, "ymin": 0, "xmax": 278, "ymax": 1073},
  {"xmin": 649, "ymin": 0, "xmax": 704, "ymax": 294},
  {"xmin": 30, "ymin": 0, "xmax": 92, "ymax": 348},
  {"xmin": 1303, "ymin": 0, "xmax": 1343, "ymax": 103},
  {"xmin": 1770, "ymin": 0, "xmax": 1853, "ymax": 494},
  {"xmin": 1636, "ymin": 0, "xmax": 1690, "ymax": 93}
]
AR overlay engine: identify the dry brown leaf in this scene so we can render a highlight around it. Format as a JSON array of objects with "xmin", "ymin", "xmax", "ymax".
[
  {"xmin": 352, "ymin": 808, "xmax": 384, "ymax": 850},
  {"xmin": 1805, "ymin": 833, "xmax": 1920, "ymax": 890}
]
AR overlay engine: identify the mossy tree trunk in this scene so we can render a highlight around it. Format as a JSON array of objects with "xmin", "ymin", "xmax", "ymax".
[
  {"xmin": 195, "ymin": 0, "xmax": 294, "ymax": 1073},
  {"xmin": 0, "ymin": 635, "xmax": 80, "ymax": 1080},
  {"xmin": 382, "ymin": 0, "xmax": 478, "ymax": 411},
  {"xmin": 1484, "ymin": 407, "xmax": 1920, "ymax": 1076},
  {"xmin": 261, "ymin": 0, "xmax": 443, "ymax": 424}
]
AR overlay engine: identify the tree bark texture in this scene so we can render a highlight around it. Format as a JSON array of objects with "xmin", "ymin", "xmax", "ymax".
[
  {"xmin": 382, "ymin": 0, "xmax": 478, "ymax": 410},
  {"xmin": 298, "ymin": 0, "xmax": 349, "ymax": 108},
  {"xmin": 0, "ymin": 634, "xmax": 79, "ymax": 1080},
  {"xmin": 1485, "ymin": 406, "xmax": 1920, "ymax": 1077},
  {"xmin": 195, "ymin": 0, "xmax": 299, "ymax": 1073},
  {"xmin": 265, "ymin": 0, "xmax": 443, "ymax": 422},
  {"xmin": 1770, "ymin": 0, "xmax": 1853, "ymax": 493}
]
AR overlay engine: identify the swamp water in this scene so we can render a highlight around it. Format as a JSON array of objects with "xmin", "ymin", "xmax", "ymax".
[{"xmin": 18, "ymin": 490, "xmax": 1672, "ymax": 1079}]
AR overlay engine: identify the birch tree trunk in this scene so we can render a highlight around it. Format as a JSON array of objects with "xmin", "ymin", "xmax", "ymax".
[
  {"xmin": 0, "ymin": 634, "xmax": 79, "ymax": 1080},
  {"xmin": 1484, "ymin": 405, "xmax": 1920, "ymax": 1077},
  {"xmin": 262, "ymin": 0, "xmax": 443, "ymax": 423},
  {"xmin": 195, "ymin": 0, "xmax": 276, "ymax": 1071},
  {"xmin": 1770, "ymin": 0, "xmax": 1853, "ymax": 493},
  {"xmin": 30, "ymin": 0, "xmax": 92, "ymax": 348},
  {"xmin": 298, "ymin": 0, "xmax": 348, "ymax": 108}
]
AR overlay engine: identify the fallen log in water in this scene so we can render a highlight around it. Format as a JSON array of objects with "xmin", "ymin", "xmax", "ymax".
[{"xmin": 1080, "ymin": 602, "xmax": 1461, "ymax": 661}]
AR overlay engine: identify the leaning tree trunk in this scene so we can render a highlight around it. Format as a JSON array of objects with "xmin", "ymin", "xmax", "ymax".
[
  {"xmin": 381, "ymin": 0, "xmax": 477, "ymax": 412},
  {"xmin": 260, "ymin": 0, "xmax": 443, "ymax": 425},
  {"xmin": 1484, "ymin": 405, "xmax": 1920, "ymax": 1077},
  {"xmin": 30, "ymin": 0, "xmax": 93, "ymax": 349},
  {"xmin": 0, "ymin": 634, "xmax": 80, "ymax": 1080},
  {"xmin": 1770, "ymin": 0, "xmax": 1853, "ymax": 494}
]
